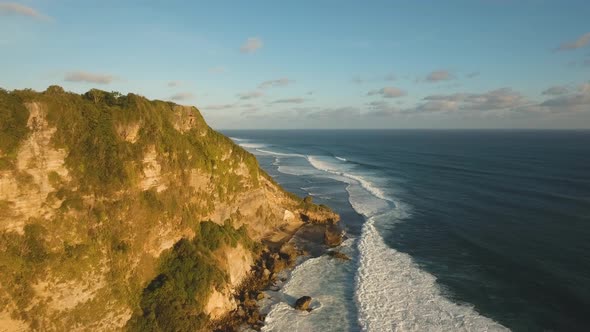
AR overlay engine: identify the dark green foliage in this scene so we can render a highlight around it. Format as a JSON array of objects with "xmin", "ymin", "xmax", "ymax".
[
  {"xmin": 197, "ymin": 220, "xmax": 249, "ymax": 251},
  {"xmin": 22, "ymin": 223, "xmax": 49, "ymax": 263},
  {"xmin": 0, "ymin": 223, "xmax": 50, "ymax": 315},
  {"xmin": 111, "ymin": 240, "xmax": 130, "ymax": 253},
  {"xmin": 0, "ymin": 200, "xmax": 13, "ymax": 219},
  {"xmin": 0, "ymin": 89, "xmax": 29, "ymax": 169},
  {"xmin": 63, "ymin": 242, "xmax": 90, "ymax": 260},
  {"xmin": 140, "ymin": 190, "xmax": 164, "ymax": 211},
  {"xmin": 45, "ymin": 85, "xmax": 65, "ymax": 95},
  {"xmin": 127, "ymin": 221, "xmax": 252, "ymax": 332},
  {"xmin": 47, "ymin": 171, "xmax": 62, "ymax": 188},
  {"xmin": 55, "ymin": 97, "xmax": 130, "ymax": 191},
  {"xmin": 300, "ymin": 196, "xmax": 336, "ymax": 215},
  {"xmin": 55, "ymin": 188, "xmax": 85, "ymax": 211}
]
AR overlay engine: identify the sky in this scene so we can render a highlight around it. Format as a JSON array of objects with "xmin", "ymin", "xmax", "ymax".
[{"xmin": 1, "ymin": 0, "xmax": 590, "ymax": 129}]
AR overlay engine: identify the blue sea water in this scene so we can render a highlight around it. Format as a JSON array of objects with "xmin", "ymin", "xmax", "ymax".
[{"xmin": 223, "ymin": 130, "xmax": 590, "ymax": 332}]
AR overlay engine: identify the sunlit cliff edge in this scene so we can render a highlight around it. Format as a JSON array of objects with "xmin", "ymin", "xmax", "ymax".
[{"xmin": 0, "ymin": 86, "xmax": 338, "ymax": 331}]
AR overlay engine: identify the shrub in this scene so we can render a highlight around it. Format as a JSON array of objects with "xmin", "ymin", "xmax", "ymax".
[
  {"xmin": 23, "ymin": 223, "xmax": 48, "ymax": 263},
  {"xmin": 0, "ymin": 89, "xmax": 29, "ymax": 167},
  {"xmin": 127, "ymin": 221, "xmax": 253, "ymax": 331}
]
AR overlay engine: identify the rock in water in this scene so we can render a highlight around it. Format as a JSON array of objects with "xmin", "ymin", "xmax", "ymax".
[
  {"xmin": 294, "ymin": 296, "xmax": 312, "ymax": 311},
  {"xmin": 327, "ymin": 250, "xmax": 351, "ymax": 261},
  {"xmin": 324, "ymin": 225, "xmax": 343, "ymax": 247}
]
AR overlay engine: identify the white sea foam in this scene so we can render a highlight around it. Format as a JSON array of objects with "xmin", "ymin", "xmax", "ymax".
[
  {"xmin": 303, "ymin": 155, "xmax": 509, "ymax": 332},
  {"xmin": 306, "ymin": 156, "xmax": 392, "ymax": 203},
  {"xmin": 230, "ymin": 138, "xmax": 271, "ymax": 153},
  {"xmin": 355, "ymin": 213, "xmax": 508, "ymax": 332},
  {"xmin": 240, "ymin": 142, "xmax": 268, "ymax": 149},
  {"xmin": 259, "ymin": 150, "xmax": 508, "ymax": 331},
  {"xmin": 276, "ymin": 165, "xmax": 317, "ymax": 176},
  {"xmin": 256, "ymin": 148, "xmax": 306, "ymax": 158},
  {"xmin": 335, "ymin": 156, "xmax": 347, "ymax": 162},
  {"xmin": 261, "ymin": 239, "xmax": 358, "ymax": 332}
]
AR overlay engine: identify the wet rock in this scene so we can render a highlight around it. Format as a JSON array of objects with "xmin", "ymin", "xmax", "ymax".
[
  {"xmin": 244, "ymin": 298, "xmax": 257, "ymax": 308},
  {"xmin": 246, "ymin": 310, "xmax": 260, "ymax": 325},
  {"xmin": 279, "ymin": 243, "xmax": 299, "ymax": 262},
  {"xmin": 268, "ymin": 256, "xmax": 287, "ymax": 274},
  {"xmin": 327, "ymin": 250, "xmax": 351, "ymax": 261},
  {"xmin": 294, "ymin": 296, "xmax": 312, "ymax": 311},
  {"xmin": 324, "ymin": 226, "xmax": 343, "ymax": 247}
]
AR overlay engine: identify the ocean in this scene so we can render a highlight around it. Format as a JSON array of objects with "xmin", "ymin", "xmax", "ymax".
[{"xmin": 223, "ymin": 130, "xmax": 590, "ymax": 332}]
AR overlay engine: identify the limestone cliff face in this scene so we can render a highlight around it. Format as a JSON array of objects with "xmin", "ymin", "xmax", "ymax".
[{"xmin": 0, "ymin": 87, "xmax": 335, "ymax": 331}]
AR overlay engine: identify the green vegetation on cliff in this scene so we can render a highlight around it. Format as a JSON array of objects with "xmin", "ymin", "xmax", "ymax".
[
  {"xmin": 0, "ymin": 86, "xmax": 335, "ymax": 331},
  {"xmin": 127, "ymin": 221, "xmax": 254, "ymax": 331},
  {"xmin": 3, "ymin": 86, "xmax": 260, "ymax": 194},
  {"xmin": 0, "ymin": 88, "xmax": 30, "ymax": 169},
  {"xmin": 0, "ymin": 87, "xmax": 266, "ymax": 329}
]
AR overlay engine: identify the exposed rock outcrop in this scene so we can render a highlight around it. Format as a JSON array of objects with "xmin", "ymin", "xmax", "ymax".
[
  {"xmin": 300, "ymin": 207, "xmax": 340, "ymax": 224},
  {"xmin": 294, "ymin": 296, "xmax": 312, "ymax": 311},
  {"xmin": 327, "ymin": 250, "xmax": 351, "ymax": 261},
  {"xmin": 324, "ymin": 225, "xmax": 344, "ymax": 247},
  {"xmin": 0, "ymin": 102, "xmax": 69, "ymax": 234}
]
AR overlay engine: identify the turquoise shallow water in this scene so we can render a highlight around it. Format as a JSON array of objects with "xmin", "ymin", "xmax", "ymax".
[{"xmin": 225, "ymin": 130, "xmax": 590, "ymax": 332}]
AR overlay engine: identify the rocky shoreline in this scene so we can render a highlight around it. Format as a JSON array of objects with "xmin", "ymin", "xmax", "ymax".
[{"xmin": 210, "ymin": 208, "xmax": 347, "ymax": 331}]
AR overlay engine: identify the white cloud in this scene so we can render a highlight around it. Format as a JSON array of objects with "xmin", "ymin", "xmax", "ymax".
[
  {"xmin": 426, "ymin": 70, "xmax": 454, "ymax": 82},
  {"xmin": 64, "ymin": 71, "xmax": 117, "ymax": 84},
  {"xmin": 271, "ymin": 97, "xmax": 306, "ymax": 104},
  {"xmin": 365, "ymin": 100, "xmax": 403, "ymax": 116},
  {"xmin": 238, "ymin": 91, "xmax": 264, "ymax": 100},
  {"xmin": 367, "ymin": 86, "xmax": 406, "ymax": 98},
  {"xmin": 307, "ymin": 107, "xmax": 360, "ymax": 120},
  {"xmin": 203, "ymin": 104, "xmax": 233, "ymax": 110},
  {"xmin": 240, "ymin": 37, "xmax": 263, "ymax": 53},
  {"xmin": 417, "ymin": 88, "xmax": 526, "ymax": 112},
  {"xmin": 0, "ymin": 2, "xmax": 51, "ymax": 21},
  {"xmin": 540, "ymin": 82, "xmax": 590, "ymax": 111},
  {"xmin": 259, "ymin": 78, "xmax": 294, "ymax": 89},
  {"xmin": 416, "ymin": 100, "xmax": 460, "ymax": 112},
  {"xmin": 556, "ymin": 32, "xmax": 590, "ymax": 51},
  {"xmin": 169, "ymin": 92, "xmax": 195, "ymax": 101},
  {"xmin": 542, "ymin": 85, "xmax": 569, "ymax": 96}
]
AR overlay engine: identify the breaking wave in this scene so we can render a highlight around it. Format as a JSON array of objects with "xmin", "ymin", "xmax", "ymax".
[
  {"xmin": 304, "ymin": 156, "xmax": 508, "ymax": 331},
  {"xmin": 233, "ymin": 139, "xmax": 508, "ymax": 331}
]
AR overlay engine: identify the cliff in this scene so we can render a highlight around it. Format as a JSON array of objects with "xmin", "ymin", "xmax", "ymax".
[{"xmin": 0, "ymin": 86, "xmax": 338, "ymax": 331}]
